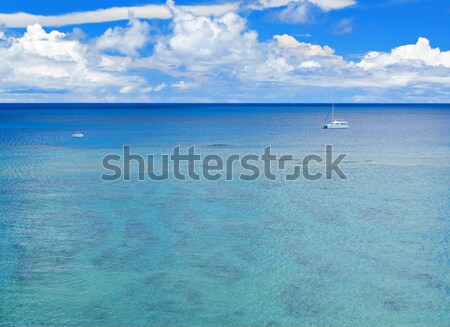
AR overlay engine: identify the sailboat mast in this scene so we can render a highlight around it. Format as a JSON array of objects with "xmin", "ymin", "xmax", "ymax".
[{"xmin": 331, "ymin": 103, "xmax": 334, "ymax": 121}]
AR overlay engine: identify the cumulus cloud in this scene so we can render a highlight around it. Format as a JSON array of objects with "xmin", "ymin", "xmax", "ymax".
[
  {"xmin": 299, "ymin": 61, "xmax": 321, "ymax": 68},
  {"xmin": 142, "ymin": 2, "xmax": 450, "ymax": 99},
  {"xmin": 147, "ymin": 3, "xmax": 346, "ymax": 84},
  {"xmin": 0, "ymin": 24, "xmax": 143, "ymax": 99},
  {"xmin": 273, "ymin": 34, "xmax": 334, "ymax": 55},
  {"xmin": 96, "ymin": 15, "xmax": 150, "ymax": 56},
  {"xmin": 358, "ymin": 37, "xmax": 450, "ymax": 69},
  {"xmin": 149, "ymin": 1, "xmax": 342, "ymax": 82},
  {"xmin": 0, "ymin": 0, "xmax": 449, "ymax": 102},
  {"xmin": 240, "ymin": 33, "xmax": 348, "ymax": 82},
  {"xmin": 14, "ymin": 24, "xmax": 86, "ymax": 63},
  {"xmin": 151, "ymin": 1, "xmax": 260, "ymax": 75}
]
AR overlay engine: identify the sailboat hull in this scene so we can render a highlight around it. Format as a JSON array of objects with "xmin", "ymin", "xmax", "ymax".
[{"xmin": 323, "ymin": 124, "xmax": 349, "ymax": 129}]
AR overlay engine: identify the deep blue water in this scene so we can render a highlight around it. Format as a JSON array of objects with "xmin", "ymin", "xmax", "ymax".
[{"xmin": 0, "ymin": 104, "xmax": 449, "ymax": 326}]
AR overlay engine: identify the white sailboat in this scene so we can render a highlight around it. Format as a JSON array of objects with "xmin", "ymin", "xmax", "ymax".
[
  {"xmin": 72, "ymin": 131, "xmax": 84, "ymax": 138},
  {"xmin": 323, "ymin": 104, "xmax": 349, "ymax": 129}
]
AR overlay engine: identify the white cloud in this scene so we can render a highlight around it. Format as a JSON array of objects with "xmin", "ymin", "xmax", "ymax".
[
  {"xmin": 141, "ymin": 86, "xmax": 153, "ymax": 93},
  {"xmin": 96, "ymin": 15, "xmax": 150, "ymax": 56},
  {"xmin": 119, "ymin": 85, "xmax": 136, "ymax": 93},
  {"xmin": 358, "ymin": 37, "xmax": 450, "ymax": 69},
  {"xmin": 0, "ymin": 24, "xmax": 143, "ymax": 98},
  {"xmin": 146, "ymin": 3, "xmax": 346, "ymax": 84},
  {"xmin": 148, "ymin": 3, "xmax": 341, "ymax": 84},
  {"xmin": 273, "ymin": 34, "xmax": 334, "ymax": 55},
  {"xmin": 139, "ymin": 83, "xmax": 168, "ymax": 93},
  {"xmin": 0, "ymin": 1, "xmax": 449, "ymax": 102},
  {"xmin": 250, "ymin": 0, "xmax": 356, "ymax": 25},
  {"xmin": 277, "ymin": 1, "xmax": 313, "ymax": 24},
  {"xmin": 309, "ymin": 0, "xmax": 356, "ymax": 11},
  {"xmin": 152, "ymin": 1, "xmax": 260, "ymax": 75},
  {"xmin": 245, "ymin": 55, "xmax": 294, "ymax": 81},
  {"xmin": 248, "ymin": 0, "xmax": 356, "ymax": 11},
  {"xmin": 0, "ymin": 1, "xmax": 353, "ymax": 28},
  {"xmin": 98, "ymin": 55, "xmax": 132, "ymax": 72},
  {"xmin": 171, "ymin": 81, "xmax": 197, "ymax": 89},
  {"xmin": 143, "ymin": 3, "xmax": 450, "ymax": 99},
  {"xmin": 0, "ymin": 3, "xmax": 238, "ymax": 28},
  {"xmin": 332, "ymin": 17, "xmax": 354, "ymax": 35},
  {"xmin": 247, "ymin": 0, "xmax": 289, "ymax": 9},
  {"xmin": 154, "ymin": 83, "xmax": 167, "ymax": 92},
  {"xmin": 299, "ymin": 61, "xmax": 321, "ymax": 68},
  {"xmin": 14, "ymin": 24, "xmax": 86, "ymax": 63}
]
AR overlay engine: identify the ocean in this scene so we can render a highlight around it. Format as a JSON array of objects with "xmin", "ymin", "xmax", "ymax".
[{"xmin": 0, "ymin": 104, "xmax": 449, "ymax": 326}]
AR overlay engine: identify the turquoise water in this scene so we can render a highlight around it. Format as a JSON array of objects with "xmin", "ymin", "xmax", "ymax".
[{"xmin": 0, "ymin": 104, "xmax": 449, "ymax": 326}]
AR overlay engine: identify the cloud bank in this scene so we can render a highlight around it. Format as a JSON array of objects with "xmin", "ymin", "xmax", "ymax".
[{"xmin": 0, "ymin": 1, "xmax": 449, "ymax": 102}]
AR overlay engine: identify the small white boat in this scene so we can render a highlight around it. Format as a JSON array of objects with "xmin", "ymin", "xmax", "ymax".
[
  {"xmin": 72, "ymin": 131, "xmax": 84, "ymax": 138},
  {"xmin": 323, "ymin": 104, "xmax": 349, "ymax": 129}
]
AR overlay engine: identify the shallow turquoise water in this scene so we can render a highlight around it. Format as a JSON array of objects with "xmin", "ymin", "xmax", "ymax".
[{"xmin": 0, "ymin": 104, "xmax": 449, "ymax": 326}]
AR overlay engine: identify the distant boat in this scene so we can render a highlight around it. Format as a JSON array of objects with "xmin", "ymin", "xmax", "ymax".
[
  {"xmin": 72, "ymin": 131, "xmax": 84, "ymax": 138},
  {"xmin": 323, "ymin": 104, "xmax": 349, "ymax": 129}
]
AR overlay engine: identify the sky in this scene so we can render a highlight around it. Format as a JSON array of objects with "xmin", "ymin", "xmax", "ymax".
[{"xmin": 0, "ymin": 0, "xmax": 449, "ymax": 102}]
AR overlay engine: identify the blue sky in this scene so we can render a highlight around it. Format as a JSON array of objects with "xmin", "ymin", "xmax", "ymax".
[{"xmin": 0, "ymin": 0, "xmax": 449, "ymax": 102}]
